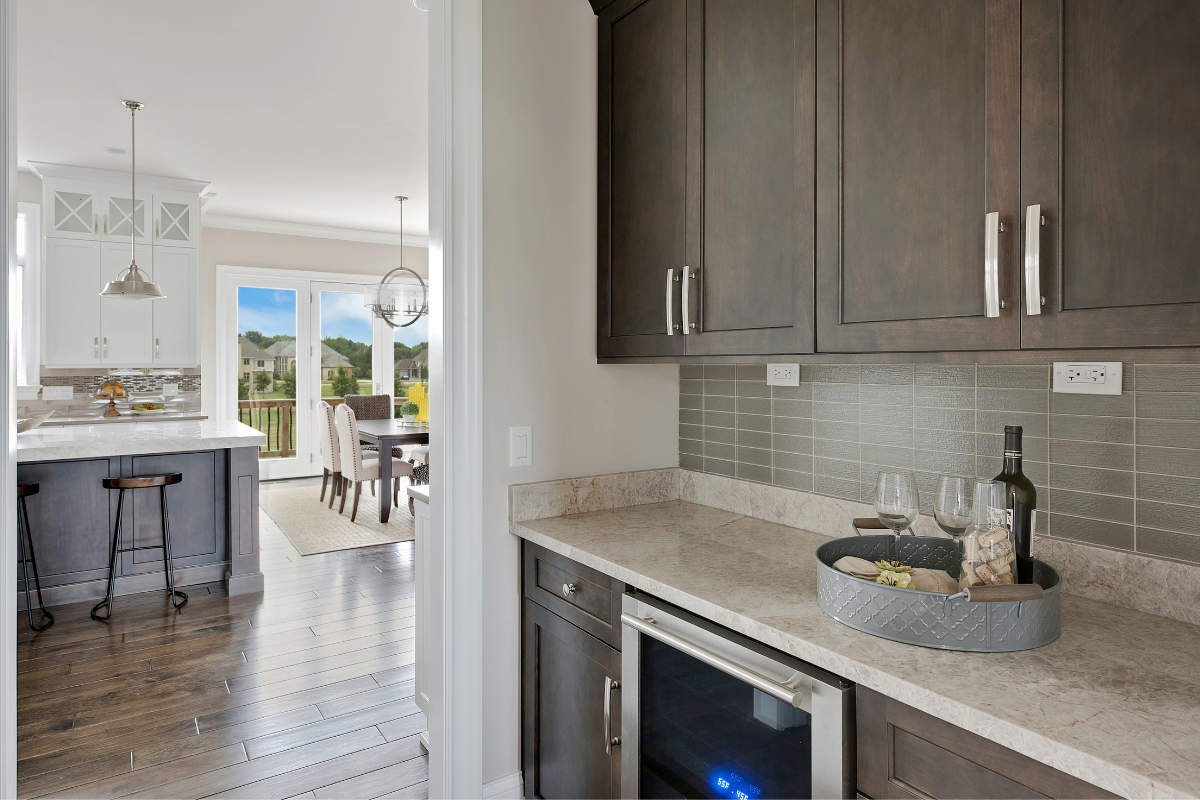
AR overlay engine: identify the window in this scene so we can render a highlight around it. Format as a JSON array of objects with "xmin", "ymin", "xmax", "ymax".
[
  {"xmin": 243, "ymin": 358, "xmax": 250, "ymax": 365},
  {"xmin": 257, "ymin": 360, "xmax": 265, "ymax": 368}
]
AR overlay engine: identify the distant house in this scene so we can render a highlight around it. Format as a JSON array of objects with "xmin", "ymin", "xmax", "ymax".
[
  {"xmin": 321, "ymin": 344, "xmax": 354, "ymax": 380},
  {"xmin": 238, "ymin": 337, "xmax": 272, "ymax": 382},
  {"xmin": 266, "ymin": 339, "xmax": 297, "ymax": 374},
  {"xmin": 394, "ymin": 349, "xmax": 428, "ymax": 380}
]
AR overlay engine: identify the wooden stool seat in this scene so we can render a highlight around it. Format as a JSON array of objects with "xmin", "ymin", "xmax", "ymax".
[
  {"xmin": 103, "ymin": 473, "xmax": 183, "ymax": 490},
  {"xmin": 16, "ymin": 483, "xmax": 53, "ymax": 631},
  {"xmin": 92, "ymin": 473, "xmax": 187, "ymax": 621}
]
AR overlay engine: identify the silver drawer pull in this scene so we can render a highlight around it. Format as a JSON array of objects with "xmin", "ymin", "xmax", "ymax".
[
  {"xmin": 622, "ymin": 612, "xmax": 806, "ymax": 709},
  {"xmin": 682, "ymin": 267, "xmax": 695, "ymax": 333},
  {"xmin": 666, "ymin": 268, "xmax": 676, "ymax": 335},
  {"xmin": 562, "ymin": 583, "xmax": 576, "ymax": 597},
  {"xmin": 984, "ymin": 211, "xmax": 1002, "ymax": 317},
  {"xmin": 604, "ymin": 676, "xmax": 620, "ymax": 754},
  {"xmin": 1024, "ymin": 204, "xmax": 1044, "ymax": 315}
]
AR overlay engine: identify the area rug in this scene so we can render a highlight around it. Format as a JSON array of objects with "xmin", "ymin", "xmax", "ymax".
[{"xmin": 260, "ymin": 484, "xmax": 415, "ymax": 555}]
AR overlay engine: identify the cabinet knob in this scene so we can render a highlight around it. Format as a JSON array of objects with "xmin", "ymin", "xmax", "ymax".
[{"xmin": 562, "ymin": 583, "xmax": 576, "ymax": 597}]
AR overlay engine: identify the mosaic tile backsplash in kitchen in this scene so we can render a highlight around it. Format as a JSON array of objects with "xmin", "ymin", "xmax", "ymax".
[{"xmin": 679, "ymin": 363, "xmax": 1200, "ymax": 566}]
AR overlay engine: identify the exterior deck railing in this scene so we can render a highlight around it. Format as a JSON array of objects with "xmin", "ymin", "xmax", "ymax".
[{"xmin": 237, "ymin": 396, "xmax": 409, "ymax": 459}]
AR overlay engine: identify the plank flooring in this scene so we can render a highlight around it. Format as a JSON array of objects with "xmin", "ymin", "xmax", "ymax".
[{"xmin": 16, "ymin": 479, "xmax": 427, "ymax": 800}]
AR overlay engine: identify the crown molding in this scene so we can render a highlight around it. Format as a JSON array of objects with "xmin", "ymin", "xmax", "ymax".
[
  {"xmin": 27, "ymin": 161, "xmax": 210, "ymax": 194},
  {"xmin": 201, "ymin": 213, "xmax": 429, "ymax": 248}
]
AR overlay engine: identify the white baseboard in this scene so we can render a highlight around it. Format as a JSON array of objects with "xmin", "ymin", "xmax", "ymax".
[{"xmin": 482, "ymin": 771, "xmax": 523, "ymax": 799}]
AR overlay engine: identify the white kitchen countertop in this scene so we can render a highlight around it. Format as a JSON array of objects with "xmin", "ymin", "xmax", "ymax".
[
  {"xmin": 17, "ymin": 419, "xmax": 266, "ymax": 463},
  {"xmin": 513, "ymin": 496, "xmax": 1200, "ymax": 799}
]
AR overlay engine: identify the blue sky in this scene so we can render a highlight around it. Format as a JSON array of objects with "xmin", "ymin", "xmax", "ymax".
[{"xmin": 238, "ymin": 286, "xmax": 428, "ymax": 346}]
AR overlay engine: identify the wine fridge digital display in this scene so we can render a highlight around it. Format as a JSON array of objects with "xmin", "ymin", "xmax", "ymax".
[{"xmin": 621, "ymin": 592, "xmax": 855, "ymax": 799}]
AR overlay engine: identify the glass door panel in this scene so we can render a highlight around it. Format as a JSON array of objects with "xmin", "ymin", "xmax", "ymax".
[
  {"xmin": 389, "ymin": 283, "xmax": 429, "ymax": 419},
  {"xmin": 237, "ymin": 287, "xmax": 300, "ymax": 472}
]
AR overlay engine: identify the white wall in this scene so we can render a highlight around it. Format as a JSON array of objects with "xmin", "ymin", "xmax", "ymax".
[
  {"xmin": 481, "ymin": 0, "xmax": 679, "ymax": 782},
  {"xmin": 197, "ymin": 225, "xmax": 427, "ymax": 414}
]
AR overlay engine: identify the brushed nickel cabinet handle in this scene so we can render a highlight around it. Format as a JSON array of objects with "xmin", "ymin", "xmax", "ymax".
[
  {"xmin": 102, "ymin": 337, "xmax": 108, "ymax": 358},
  {"xmin": 94, "ymin": 337, "xmax": 99, "ymax": 358},
  {"xmin": 682, "ymin": 267, "xmax": 696, "ymax": 333},
  {"xmin": 155, "ymin": 338, "xmax": 160, "ymax": 358},
  {"xmin": 984, "ymin": 212, "xmax": 1001, "ymax": 317},
  {"xmin": 604, "ymin": 676, "xmax": 620, "ymax": 754},
  {"xmin": 666, "ymin": 268, "xmax": 676, "ymax": 335},
  {"xmin": 562, "ymin": 583, "xmax": 576, "ymax": 597},
  {"xmin": 1024, "ymin": 204, "xmax": 1045, "ymax": 315}
]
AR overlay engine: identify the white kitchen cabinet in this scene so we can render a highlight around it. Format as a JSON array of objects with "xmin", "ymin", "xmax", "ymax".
[
  {"xmin": 42, "ymin": 238, "xmax": 102, "ymax": 366},
  {"xmin": 47, "ymin": 186, "xmax": 101, "ymax": 240},
  {"xmin": 100, "ymin": 242, "xmax": 155, "ymax": 365},
  {"xmin": 152, "ymin": 246, "xmax": 198, "ymax": 366},
  {"xmin": 101, "ymin": 187, "xmax": 152, "ymax": 245},
  {"xmin": 154, "ymin": 192, "xmax": 199, "ymax": 246}
]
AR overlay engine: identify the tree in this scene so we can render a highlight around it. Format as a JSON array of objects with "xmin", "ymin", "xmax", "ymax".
[
  {"xmin": 238, "ymin": 373, "xmax": 250, "ymax": 401},
  {"xmin": 242, "ymin": 331, "xmax": 296, "ymax": 351},
  {"xmin": 323, "ymin": 336, "xmax": 371, "ymax": 381},
  {"xmin": 331, "ymin": 365, "xmax": 358, "ymax": 397},
  {"xmin": 253, "ymin": 371, "xmax": 272, "ymax": 394},
  {"xmin": 394, "ymin": 371, "xmax": 406, "ymax": 398},
  {"xmin": 277, "ymin": 365, "xmax": 297, "ymax": 399}
]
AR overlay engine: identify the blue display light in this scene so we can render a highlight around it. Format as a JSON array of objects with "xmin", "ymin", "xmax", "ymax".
[{"xmin": 709, "ymin": 769, "xmax": 763, "ymax": 800}]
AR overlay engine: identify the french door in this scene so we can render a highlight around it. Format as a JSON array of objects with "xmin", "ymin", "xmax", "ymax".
[{"xmin": 221, "ymin": 272, "xmax": 396, "ymax": 480}]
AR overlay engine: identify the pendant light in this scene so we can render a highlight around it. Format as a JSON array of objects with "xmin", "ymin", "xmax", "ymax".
[
  {"xmin": 101, "ymin": 101, "xmax": 166, "ymax": 300},
  {"xmin": 365, "ymin": 195, "xmax": 427, "ymax": 328}
]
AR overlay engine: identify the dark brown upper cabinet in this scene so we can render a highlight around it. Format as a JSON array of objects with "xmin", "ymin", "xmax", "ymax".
[
  {"xmin": 683, "ymin": 0, "xmax": 816, "ymax": 356},
  {"xmin": 815, "ymin": 0, "xmax": 1022, "ymax": 353},
  {"xmin": 599, "ymin": 0, "xmax": 816, "ymax": 358},
  {"xmin": 598, "ymin": 0, "xmax": 687, "ymax": 358},
  {"xmin": 1020, "ymin": 0, "xmax": 1200, "ymax": 349}
]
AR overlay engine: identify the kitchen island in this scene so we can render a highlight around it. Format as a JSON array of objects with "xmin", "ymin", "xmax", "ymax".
[
  {"xmin": 16, "ymin": 420, "xmax": 267, "ymax": 608},
  {"xmin": 511, "ymin": 468, "xmax": 1200, "ymax": 800}
]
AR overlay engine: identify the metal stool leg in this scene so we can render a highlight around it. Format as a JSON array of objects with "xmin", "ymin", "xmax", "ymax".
[
  {"xmin": 160, "ymin": 486, "xmax": 188, "ymax": 610},
  {"xmin": 91, "ymin": 489, "xmax": 125, "ymax": 621},
  {"xmin": 17, "ymin": 496, "xmax": 53, "ymax": 631}
]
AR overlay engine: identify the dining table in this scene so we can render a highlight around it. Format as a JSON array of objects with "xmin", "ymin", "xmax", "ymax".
[{"xmin": 355, "ymin": 418, "xmax": 430, "ymax": 523}]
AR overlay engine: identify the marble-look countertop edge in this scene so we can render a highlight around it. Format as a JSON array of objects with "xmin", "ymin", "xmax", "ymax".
[
  {"xmin": 17, "ymin": 421, "xmax": 267, "ymax": 463},
  {"xmin": 510, "ymin": 518, "xmax": 1188, "ymax": 800}
]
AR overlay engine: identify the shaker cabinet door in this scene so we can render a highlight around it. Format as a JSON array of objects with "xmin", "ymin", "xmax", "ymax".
[
  {"xmin": 99, "ymin": 241, "xmax": 155, "ymax": 365},
  {"xmin": 815, "ymin": 0, "xmax": 1021, "ymax": 353},
  {"xmin": 152, "ymin": 246, "xmax": 199, "ymax": 366},
  {"xmin": 42, "ymin": 238, "xmax": 103, "ymax": 367},
  {"xmin": 523, "ymin": 599, "xmax": 621, "ymax": 799},
  {"xmin": 683, "ymin": 0, "xmax": 816, "ymax": 356},
  {"xmin": 598, "ymin": 0, "xmax": 687, "ymax": 357},
  {"xmin": 1020, "ymin": 0, "xmax": 1200, "ymax": 348}
]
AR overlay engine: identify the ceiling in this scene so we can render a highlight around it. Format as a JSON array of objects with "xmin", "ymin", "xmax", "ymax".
[{"xmin": 17, "ymin": 0, "xmax": 428, "ymax": 240}]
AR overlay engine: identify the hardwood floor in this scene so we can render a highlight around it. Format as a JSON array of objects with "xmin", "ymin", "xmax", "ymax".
[{"xmin": 15, "ymin": 485, "xmax": 426, "ymax": 799}]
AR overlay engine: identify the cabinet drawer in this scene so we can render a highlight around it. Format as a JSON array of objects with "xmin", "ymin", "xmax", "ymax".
[
  {"xmin": 523, "ymin": 542, "xmax": 624, "ymax": 650},
  {"xmin": 856, "ymin": 686, "xmax": 1117, "ymax": 799}
]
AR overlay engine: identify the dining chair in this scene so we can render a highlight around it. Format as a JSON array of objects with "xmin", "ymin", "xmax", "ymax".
[
  {"xmin": 334, "ymin": 403, "xmax": 413, "ymax": 522},
  {"xmin": 344, "ymin": 394, "xmax": 405, "ymax": 459},
  {"xmin": 317, "ymin": 400, "xmax": 342, "ymax": 507}
]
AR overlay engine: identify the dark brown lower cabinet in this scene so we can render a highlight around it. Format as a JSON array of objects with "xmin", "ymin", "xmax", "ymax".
[
  {"xmin": 523, "ymin": 598, "xmax": 621, "ymax": 799},
  {"xmin": 856, "ymin": 686, "xmax": 1118, "ymax": 799}
]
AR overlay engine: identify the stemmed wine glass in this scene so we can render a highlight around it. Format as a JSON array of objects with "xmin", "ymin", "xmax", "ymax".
[
  {"xmin": 934, "ymin": 475, "xmax": 974, "ymax": 554},
  {"xmin": 875, "ymin": 470, "xmax": 920, "ymax": 536}
]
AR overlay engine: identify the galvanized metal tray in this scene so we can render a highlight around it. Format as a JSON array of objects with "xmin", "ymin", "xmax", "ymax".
[{"xmin": 815, "ymin": 534, "xmax": 1061, "ymax": 652}]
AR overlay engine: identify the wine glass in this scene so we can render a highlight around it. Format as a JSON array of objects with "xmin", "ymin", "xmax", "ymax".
[
  {"xmin": 874, "ymin": 471, "xmax": 920, "ymax": 536},
  {"xmin": 934, "ymin": 475, "xmax": 974, "ymax": 552}
]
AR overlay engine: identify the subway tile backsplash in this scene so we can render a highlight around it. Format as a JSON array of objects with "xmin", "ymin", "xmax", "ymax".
[{"xmin": 679, "ymin": 363, "xmax": 1200, "ymax": 567}]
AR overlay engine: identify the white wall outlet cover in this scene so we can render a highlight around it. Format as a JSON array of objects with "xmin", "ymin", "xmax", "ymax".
[
  {"xmin": 1052, "ymin": 362, "xmax": 1123, "ymax": 396},
  {"xmin": 767, "ymin": 363, "xmax": 801, "ymax": 387},
  {"xmin": 163, "ymin": 383, "xmax": 179, "ymax": 397},
  {"xmin": 42, "ymin": 386, "xmax": 73, "ymax": 400},
  {"xmin": 509, "ymin": 426, "xmax": 533, "ymax": 467}
]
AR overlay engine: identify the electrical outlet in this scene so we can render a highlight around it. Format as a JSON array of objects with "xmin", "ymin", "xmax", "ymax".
[
  {"xmin": 163, "ymin": 383, "xmax": 179, "ymax": 397},
  {"xmin": 43, "ymin": 386, "xmax": 74, "ymax": 401},
  {"xmin": 767, "ymin": 363, "xmax": 800, "ymax": 387},
  {"xmin": 1052, "ymin": 362, "xmax": 1123, "ymax": 396},
  {"xmin": 510, "ymin": 426, "xmax": 533, "ymax": 467}
]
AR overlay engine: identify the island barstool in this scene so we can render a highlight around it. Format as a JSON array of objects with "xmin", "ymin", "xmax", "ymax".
[
  {"xmin": 92, "ymin": 473, "xmax": 189, "ymax": 621},
  {"xmin": 17, "ymin": 483, "xmax": 54, "ymax": 631}
]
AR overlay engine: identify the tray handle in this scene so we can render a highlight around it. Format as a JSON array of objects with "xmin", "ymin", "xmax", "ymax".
[
  {"xmin": 851, "ymin": 518, "xmax": 888, "ymax": 535},
  {"xmin": 962, "ymin": 584, "xmax": 1044, "ymax": 603}
]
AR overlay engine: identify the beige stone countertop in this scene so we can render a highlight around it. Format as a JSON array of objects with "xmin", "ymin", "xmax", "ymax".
[{"xmin": 512, "ymin": 499, "xmax": 1200, "ymax": 799}]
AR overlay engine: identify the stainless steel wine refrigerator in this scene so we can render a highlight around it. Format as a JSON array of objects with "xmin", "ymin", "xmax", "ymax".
[{"xmin": 620, "ymin": 592, "xmax": 856, "ymax": 799}]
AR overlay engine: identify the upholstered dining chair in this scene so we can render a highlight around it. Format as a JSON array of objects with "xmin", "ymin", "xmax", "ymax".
[
  {"xmin": 317, "ymin": 401, "xmax": 343, "ymax": 507},
  {"xmin": 344, "ymin": 394, "xmax": 405, "ymax": 459},
  {"xmin": 334, "ymin": 403, "xmax": 413, "ymax": 522}
]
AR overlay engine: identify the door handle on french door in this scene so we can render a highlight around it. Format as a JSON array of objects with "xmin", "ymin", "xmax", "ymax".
[
  {"xmin": 1024, "ymin": 204, "xmax": 1045, "ymax": 315},
  {"xmin": 604, "ymin": 675, "xmax": 620, "ymax": 754},
  {"xmin": 666, "ymin": 269, "xmax": 678, "ymax": 335},
  {"xmin": 984, "ymin": 212, "xmax": 1004, "ymax": 317}
]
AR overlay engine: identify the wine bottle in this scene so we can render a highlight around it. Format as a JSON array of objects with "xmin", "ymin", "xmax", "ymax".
[{"xmin": 994, "ymin": 425, "xmax": 1037, "ymax": 584}]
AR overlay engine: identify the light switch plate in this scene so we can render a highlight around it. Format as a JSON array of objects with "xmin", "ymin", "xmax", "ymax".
[
  {"xmin": 163, "ymin": 383, "xmax": 179, "ymax": 397},
  {"xmin": 1052, "ymin": 362, "xmax": 1123, "ymax": 395},
  {"xmin": 767, "ymin": 363, "xmax": 800, "ymax": 387},
  {"xmin": 510, "ymin": 426, "xmax": 533, "ymax": 467},
  {"xmin": 43, "ymin": 386, "xmax": 73, "ymax": 400}
]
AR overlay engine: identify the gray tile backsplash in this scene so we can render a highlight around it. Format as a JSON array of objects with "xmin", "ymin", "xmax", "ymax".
[{"xmin": 679, "ymin": 362, "xmax": 1200, "ymax": 567}]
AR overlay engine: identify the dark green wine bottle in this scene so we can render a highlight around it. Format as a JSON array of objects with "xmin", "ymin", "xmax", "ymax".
[{"xmin": 994, "ymin": 425, "xmax": 1037, "ymax": 584}]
